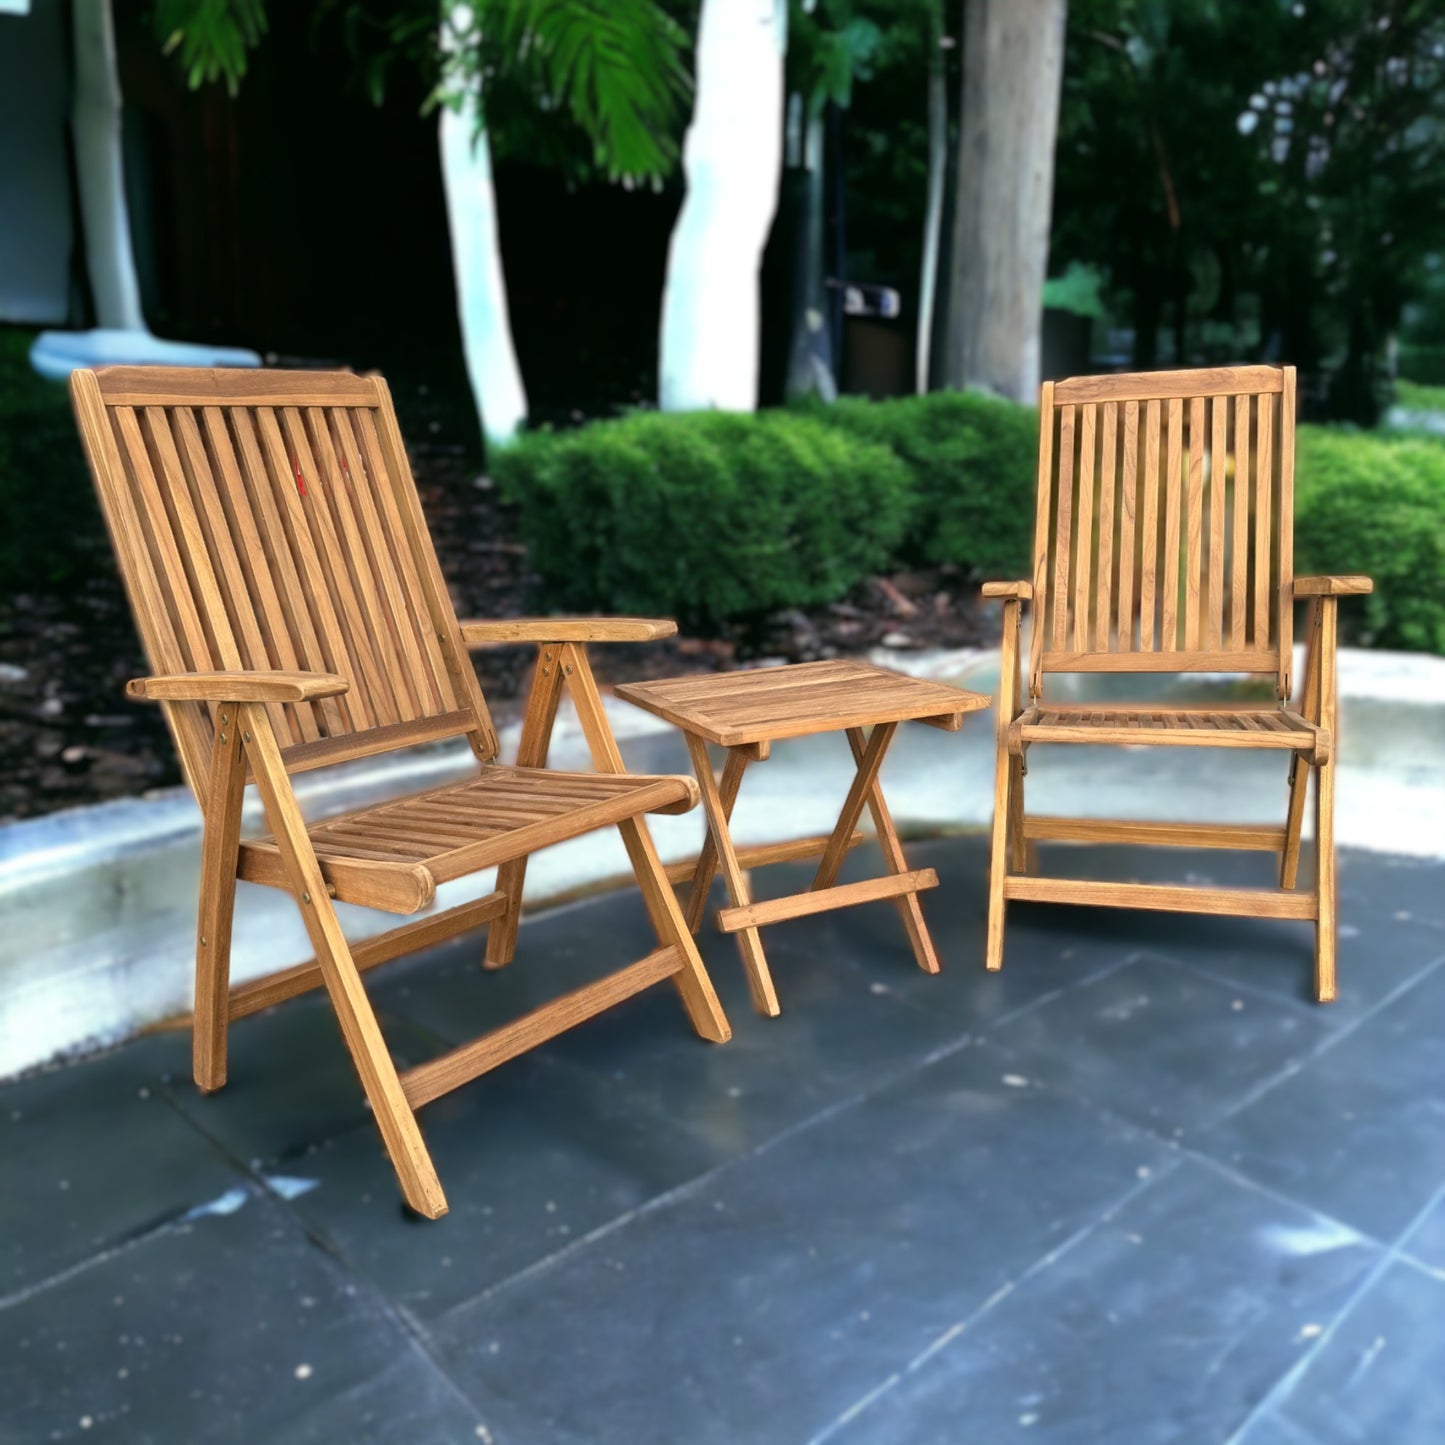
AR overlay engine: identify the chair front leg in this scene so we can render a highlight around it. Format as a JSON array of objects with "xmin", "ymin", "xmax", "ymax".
[
  {"xmin": 194, "ymin": 706, "xmax": 247, "ymax": 1093},
  {"xmin": 238, "ymin": 703, "xmax": 449, "ymax": 1218},
  {"xmin": 1281, "ymin": 598, "xmax": 1321, "ymax": 890},
  {"xmin": 987, "ymin": 598, "xmax": 1025, "ymax": 971},
  {"xmin": 1313, "ymin": 598, "xmax": 1340, "ymax": 1002},
  {"xmin": 485, "ymin": 645, "xmax": 566, "ymax": 969}
]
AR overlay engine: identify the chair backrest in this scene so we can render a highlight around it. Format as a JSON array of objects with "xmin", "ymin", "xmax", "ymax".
[
  {"xmin": 71, "ymin": 366, "xmax": 497, "ymax": 798},
  {"xmin": 1027, "ymin": 364, "xmax": 1296, "ymax": 699}
]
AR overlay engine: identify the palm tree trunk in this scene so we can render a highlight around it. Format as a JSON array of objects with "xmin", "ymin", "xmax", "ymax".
[
  {"xmin": 438, "ymin": 7, "xmax": 527, "ymax": 445},
  {"xmin": 71, "ymin": 0, "xmax": 147, "ymax": 331},
  {"xmin": 659, "ymin": 0, "xmax": 788, "ymax": 412},
  {"xmin": 916, "ymin": 27, "xmax": 947, "ymax": 393}
]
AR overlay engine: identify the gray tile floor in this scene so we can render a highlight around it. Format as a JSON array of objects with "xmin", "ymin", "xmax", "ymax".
[{"xmin": 3, "ymin": 836, "xmax": 1445, "ymax": 1444}]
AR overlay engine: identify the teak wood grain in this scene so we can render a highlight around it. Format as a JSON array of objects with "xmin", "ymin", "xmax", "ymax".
[
  {"xmin": 70, "ymin": 364, "xmax": 733, "ymax": 1218},
  {"xmin": 619, "ymin": 661, "xmax": 985, "ymax": 1015},
  {"xmin": 981, "ymin": 364, "xmax": 1371, "ymax": 1003}
]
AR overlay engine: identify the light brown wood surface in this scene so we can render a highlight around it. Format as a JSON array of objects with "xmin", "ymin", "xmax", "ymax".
[
  {"xmin": 625, "ymin": 663, "xmax": 985, "ymax": 1014},
  {"xmin": 70, "ymin": 363, "xmax": 734, "ymax": 1217},
  {"xmin": 982, "ymin": 364, "xmax": 1368, "ymax": 1003}
]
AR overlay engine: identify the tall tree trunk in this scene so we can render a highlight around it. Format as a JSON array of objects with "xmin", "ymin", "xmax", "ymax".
[
  {"xmin": 942, "ymin": 0, "xmax": 1067, "ymax": 402},
  {"xmin": 438, "ymin": 6, "xmax": 528, "ymax": 446},
  {"xmin": 916, "ymin": 27, "xmax": 948, "ymax": 394},
  {"xmin": 659, "ymin": 0, "xmax": 787, "ymax": 412},
  {"xmin": 71, "ymin": 0, "xmax": 147, "ymax": 331}
]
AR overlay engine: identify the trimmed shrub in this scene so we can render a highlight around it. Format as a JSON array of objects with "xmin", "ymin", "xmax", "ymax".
[
  {"xmin": 1295, "ymin": 426, "xmax": 1445, "ymax": 654},
  {"xmin": 805, "ymin": 390, "xmax": 1039, "ymax": 579},
  {"xmin": 493, "ymin": 408, "xmax": 914, "ymax": 628}
]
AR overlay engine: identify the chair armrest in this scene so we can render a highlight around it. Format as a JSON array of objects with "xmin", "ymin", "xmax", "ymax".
[
  {"xmin": 459, "ymin": 617, "xmax": 678, "ymax": 646},
  {"xmin": 126, "ymin": 671, "xmax": 350, "ymax": 703},
  {"xmin": 981, "ymin": 581, "xmax": 1033, "ymax": 601},
  {"xmin": 1292, "ymin": 576, "xmax": 1372, "ymax": 597}
]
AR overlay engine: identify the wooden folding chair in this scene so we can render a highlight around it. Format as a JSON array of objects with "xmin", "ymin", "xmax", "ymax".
[
  {"xmin": 70, "ymin": 366, "xmax": 730, "ymax": 1219},
  {"xmin": 984, "ymin": 365, "xmax": 1371, "ymax": 1002}
]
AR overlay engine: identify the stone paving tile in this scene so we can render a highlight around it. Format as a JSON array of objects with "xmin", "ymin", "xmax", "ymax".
[
  {"xmin": 1, "ymin": 1037, "xmax": 242, "ymax": 1300},
  {"xmin": 1197, "ymin": 956, "xmax": 1445, "ymax": 1250},
  {"xmin": 428, "ymin": 1041, "xmax": 1167, "ymax": 1445},
  {"xmin": 288, "ymin": 1052, "xmax": 724, "ymax": 1322},
  {"xmin": 988, "ymin": 952, "xmax": 1334, "ymax": 1140},
  {"xmin": 0, "ymin": 1188, "xmax": 488, "ymax": 1445},
  {"xmin": 0, "ymin": 835, "xmax": 1439, "ymax": 1444},
  {"xmin": 828, "ymin": 1158, "xmax": 1378, "ymax": 1445},
  {"xmin": 1270, "ymin": 1258, "xmax": 1445, "ymax": 1445},
  {"xmin": 154, "ymin": 993, "xmax": 445, "ymax": 1170}
]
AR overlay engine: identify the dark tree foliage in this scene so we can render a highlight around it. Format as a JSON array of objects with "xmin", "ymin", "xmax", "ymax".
[{"xmin": 1056, "ymin": 0, "xmax": 1445, "ymax": 422}]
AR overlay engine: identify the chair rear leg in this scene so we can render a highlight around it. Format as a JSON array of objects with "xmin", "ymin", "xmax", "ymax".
[
  {"xmin": 1008, "ymin": 753, "xmax": 1030, "ymax": 875},
  {"xmin": 194, "ymin": 717, "xmax": 247, "ymax": 1093},
  {"xmin": 486, "ymin": 648, "xmax": 566, "ymax": 969},
  {"xmin": 1314, "ymin": 757, "xmax": 1337, "ymax": 1003},
  {"xmin": 1280, "ymin": 753, "xmax": 1309, "ymax": 889}
]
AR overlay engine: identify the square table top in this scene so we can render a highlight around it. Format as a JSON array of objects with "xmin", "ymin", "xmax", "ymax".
[{"xmin": 614, "ymin": 659, "xmax": 990, "ymax": 747}]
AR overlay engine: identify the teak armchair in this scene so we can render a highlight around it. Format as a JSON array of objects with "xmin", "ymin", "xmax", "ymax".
[
  {"xmin": 70, "ymin": 365, "xmax": 730, "ymax": 1219},
  {"xmin": 985, "ymin": 365, "xmax": 1371, "ymax": 1002}
]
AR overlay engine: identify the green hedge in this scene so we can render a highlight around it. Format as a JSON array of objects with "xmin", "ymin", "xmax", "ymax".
[
  {"xmin": 805, "ymin": 390, "xmax": 1039, "ymax": 578},
  {"xmin": 1295, "ymin": 427, "xmax": 1445, "ymax": 654},
  {"xmin": 0, "ymin": 329, "xmax": 101, "ymax": 588},
  {"xmin": 493, "ymin": 408, "xmax": 914, "ymax": 628}
]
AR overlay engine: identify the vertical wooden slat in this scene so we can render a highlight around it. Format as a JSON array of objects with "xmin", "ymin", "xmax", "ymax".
[
  {"xmin": 199, "ymin": 406, "xmax": 318, "ymax": 744},
  {"xmin": 349, "ymin": 409, "xmax": 459, "ymax": 715},
  {"xmin": 280, "ymin": 406, "xmax": 390, "ymax": 728},
  {"xmin": 1027, "ymin": 382, "xmax": 1056, "ymax": 695},
  {"xmin": 170, "ymin": 406, "xmax": 299, "ymax": 747},
  {"xmin": 1052, "ymin": 405, "xmax": 1076, "ymax": 649},
  {"xmin": 1116, "ymin": 401, "xmax": 1138, "ymax": 651},
  {"xmin": 326, "ymin": 408, "xmax": 430, "ymax": 720},
  {"xmin": 1094, "ymin": 403, "xmax": 1117, "ymax": 650},
  {"xmin": 112, "ymin": 409, "xmax": 218, "ymax": 679},
  {"xmin": 253, "ymin": 406, "xmax": 371, "ymax": 733},
  {"xmin": 1231, "ymin": 394, "xmax": 1251, "ymax": 649},
  {"xmin": 1160, "ymin": 398, "xmax": 1183, "ymax": 651},
  {"xmin": 140, "ymin": 406, "xmax": 245, "ymax": 673},
  {"xmin": 302, "ymin": 407, "xmax": 406, "ymax": 726},
  {"xmin": 1277, "ymin": 368, "xmax": 1297, "ymax": 696},
  {"xmin": 1207, "ymin": 395, "xmax": 1227, "ymax": 649},
  {"xmin": 1184, "ymin": 396, "xmax": 1205, "ymax": 648},
  {"xmin": 1254, "ymin": 391, "xmax": 1274, "ymax": 647},
  {"xmin": 227, "ymin": 408, "xmax": 348, "ymax": 737},
  {"xmin": 1138, "ymin": 399, "xmax": 1161, "ymax": 649},
  {"xmin": 1072, "ymin": 405, "xmax": 1096, "ymax": 651},
  {"xmin": 364, "ymin": 381, "xmax": 498, "ymax": 758}
]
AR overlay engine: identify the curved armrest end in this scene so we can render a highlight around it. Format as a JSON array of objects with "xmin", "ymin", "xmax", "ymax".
[
  {"xmin": 460, "ymin": 616, "xmax": 678, "ymax": 646},
  {"xmin": 981, "ymin": 581, "xmax": 1034, "ymax": 601},
  {"xmin": 127, "ymin": 671, "xmax": 350, "ymax": 704}
]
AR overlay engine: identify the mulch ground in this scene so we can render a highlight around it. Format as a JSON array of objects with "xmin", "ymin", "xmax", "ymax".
[{"xmin": 0, "ymin": 373, "xmax": 994, "ymax": 824}]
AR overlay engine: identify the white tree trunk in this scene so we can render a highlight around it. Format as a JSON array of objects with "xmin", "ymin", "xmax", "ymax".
[
  {"xmin": 659, "ymin": 0, "xmax": 787, "ymax": 412},
  {"xmin": 71, "ymin": 0, "xmax": 146, "ymax": 331},
  {"xmin": 438, "ymin": 7, "xmax": 528, "ymax": 445},
  {"xmin": 943, "ymin": 0, "xmax": 1067, "ymax": 402},
  {"xmin": 916, "ymin": 36, "xmax": 947, "ymax": 393}
]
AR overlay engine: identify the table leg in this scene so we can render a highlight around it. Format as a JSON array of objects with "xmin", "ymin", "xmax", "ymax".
[
  {"xmin": 811, "ymin": 723, "xmax": 896, "ymax": 892},
  {"xmin": 684, "ymin": 746, "xmax": 752, "ymax": 935},
  {"xmin": 684, "ymin": 733, "xmax": 780, "ymax": 1017},
  {"xmin": 844, "ymin": 727, "xmax": 943, "ymax": 975}
]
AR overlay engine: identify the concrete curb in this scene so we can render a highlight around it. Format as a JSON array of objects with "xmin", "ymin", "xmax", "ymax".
[{"xmin": 2, "ymin": 643, "xmax": 1442, "ymax": 1079}]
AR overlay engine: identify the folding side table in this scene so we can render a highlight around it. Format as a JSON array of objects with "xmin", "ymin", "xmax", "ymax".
[{"xmin": 615, "ymin": 660, "xmax": 990, "ymax": 1015}]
